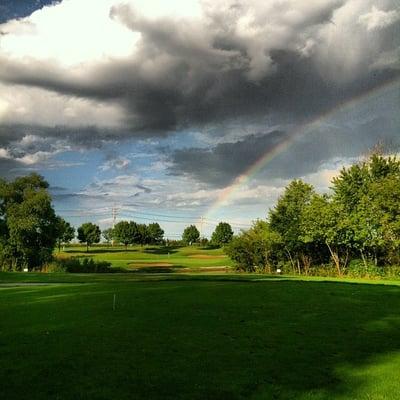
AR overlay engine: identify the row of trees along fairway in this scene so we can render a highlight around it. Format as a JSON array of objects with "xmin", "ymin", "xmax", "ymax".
[
  {"xmin": 109, "ymin": 221, "xmax": 164, "ymax": 248},
  {"xmin": 225, "ymin": 154, "xmax": 400, "ymax": 277}
]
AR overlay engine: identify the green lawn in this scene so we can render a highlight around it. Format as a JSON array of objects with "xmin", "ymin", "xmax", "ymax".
[
  {"xmin": 1, "ymin": 273, "xmax": 400, "ymax": 399},
  {"xmin": 58, "ymin": 244, "xmax": 233, "ymax": 271}
]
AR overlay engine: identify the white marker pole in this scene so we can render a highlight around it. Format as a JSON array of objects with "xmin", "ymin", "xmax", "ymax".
[{"xmin": 113, "ymin": 294, "xmax": 116, "ymax": 311}]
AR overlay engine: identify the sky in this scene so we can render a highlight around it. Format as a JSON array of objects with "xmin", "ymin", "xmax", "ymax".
[{"xmin": 0, "ymin": 0, "xmax": 399, "ymax": 238}]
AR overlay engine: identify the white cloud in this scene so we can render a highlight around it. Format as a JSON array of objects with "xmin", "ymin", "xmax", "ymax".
[
  {"xmin": 0, "ymin": 83, "xmax": 125, "ymax": 127},
  {"xmin": 99, "ymin": 156, "xmax": 131, "ymax": 171},
  {"xmin": 359, "ymin": 6, "xmax": 400, "ymax": 31}
]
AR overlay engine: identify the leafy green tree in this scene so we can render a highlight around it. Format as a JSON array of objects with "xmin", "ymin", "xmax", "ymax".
[
  {"xmin": 332, "ymin": 154, "xmax": 400, "ymax": 266},
  {"xmin": 182, "ymin": 225, "xmax": 200, "ymax": 245},
  {"xmin": 137, "ymin": 223, "xmax": 150, "ymax": 246},
  {"xmin": 225, "ymin": 220, "xmax": 282, "ymax": 272},
  {"xmin": 211, "ymin": 222, "xmax": 234, "ymax": 247},
  {"xmin": 55, "ymin": 217, "xmax": 75, "ymax": 252},
  {"xmin": 0, "ymin": 173, "xmax": 58, "ymax": 270},
  {"xmin": 301, "ymin": 194, "xmax": 351, "ymax": 275},
  {"xmin": 102, "ymin": 227, "xmax": 114, "ymax": 246},
  {"xmin": 147, "ymin": 223, "xmax": 164, "ymax": 244},
  {"xmin": 269, "ymin": 180, "xmax": 315, "ymax": 273},
  {"xmin": 113, "ymin": 221, "xmax": 137, "ymax": 249},
  {"xmin": 77, "ymin": 222, "xmax": 101, "ymax": 252}
]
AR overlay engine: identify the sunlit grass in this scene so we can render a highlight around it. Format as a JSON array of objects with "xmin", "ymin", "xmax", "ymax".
[{"xmin": 57, "ymin": 244, "xmax": 233, "ymax": 270}]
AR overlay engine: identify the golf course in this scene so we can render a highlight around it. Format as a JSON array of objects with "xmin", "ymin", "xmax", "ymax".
[
  {"xmin": 56, "ymin": 244, "xmax": 233, "ymax": 272},
  {"xmin": 1, "ymin": 246, "xmax": 400, "ymax": 399}
]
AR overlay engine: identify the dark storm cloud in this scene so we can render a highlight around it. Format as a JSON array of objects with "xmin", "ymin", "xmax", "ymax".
[
  {"xmin": 0, "ymin": 124, "xmax": 125, "ymax": 149},
  {"xmin": 169, "ymin": 112, "xmax": 400, "ymax": 187},
  {"xmin": 0, "ymin": 0, "xmax": 399, "ymax": 139},
  {"xmin": 169, "ymin": 131, "xmax": 290, "ymax": 186}
]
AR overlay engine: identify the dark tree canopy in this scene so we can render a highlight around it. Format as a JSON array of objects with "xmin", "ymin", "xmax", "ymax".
[
  {"xmin": 77, "ymin": 222, "xmax": 101, "ymax": 252},
  {"xmin": 55, "ymin": 217, "xmax": 75, "ymax": 252},
  {"xmin": 211, "ymin": 222, "xmax": 233, "ymax": 246},
  {"xmin": 182, "ymin": 225, "xmax": 200, "ymax": 245},
  {"xmin": 112, "ymin": 221, "xmax": 138, "ymax": 248},
  {"xmin": 147, "ymin": 223, "xmax": 164, "ymax": 244},
  {"xmin": 0, "ymin": 173, "xmax": 58, "ymax": 270}
]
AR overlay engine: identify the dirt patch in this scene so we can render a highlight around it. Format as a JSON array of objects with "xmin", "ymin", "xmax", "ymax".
[
  {"xmin": 188, "ymin": 255, "xmax": 226, "ymax": 259},
  {"xmin": 129, "ymin": 262, "xmax": 174, "ymax": 268}
]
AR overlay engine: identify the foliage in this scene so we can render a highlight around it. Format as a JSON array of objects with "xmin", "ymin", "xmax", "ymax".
[
  {"xmin": 269, "ymin": 179, "xmax": 314, "ymax": 272},
  {"xmin": 211, "ymin": 222, "xmax": 233, "ymax": 247},
  {"xmin": 102, "ymin": 228, "xmax": 114, "ymax": 245},
  {"xmin": 225, "ymin": 220, "xmax": 282, "ymax": 272},
  {"xmin": 0, "ymin": 173, "xmax": 59, "ymax": 271},
  {"xmin": 59, "ymin": 257, "xmax": 116, "ymax": 273},
  {"xmin": 77, "ymin": 222, "xmax": 101, "ymax": 252},
  {"xmin": 226, "ymin": 154, "xmax": 400, "ymax": 277},
  {"xmin": 112, "ymin": 221, "xmax": 138, "ymax": 248},
  {"xmin": 55, "ymin": 217, "xmax": 75, "ymax": 252},
  {"xmin": 182, "ymin": 225, "xmax": 200, "ymax": 245},
  {"xmin": 147, "ymin": 223, "xmax": 164, "ymax": 244}
]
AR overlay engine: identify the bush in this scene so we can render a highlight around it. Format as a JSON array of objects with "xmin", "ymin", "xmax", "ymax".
[
  {"xmin": 346, "ymin": 259, "xmax": 385, "ymax": 278},
  {"xmin": 42, "ymin": 257, "xmax": 122, "ymax": 273}
]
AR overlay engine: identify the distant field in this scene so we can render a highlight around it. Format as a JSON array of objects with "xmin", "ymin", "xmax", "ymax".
[
  {"xmin": 1, "ymin": 273, "xmax": 400, "ymax": 399},
  {"xmin": 57, "ymin": 244, "xmax": 234, "ymax": 272}
]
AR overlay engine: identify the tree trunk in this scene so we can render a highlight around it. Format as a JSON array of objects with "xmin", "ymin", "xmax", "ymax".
[
  {"xmin": 285, "ymin": 248, "xmax": 295, "ymax": 274},
  {"xmin": 360, "ymin": 249, "xmax": 368, "ymax": 268},
  {"xmin": 86, "ymin": 243, "xmax": 89, "ymax": 252},
  {"xmin": 326, "ymin": 242, "xmax": 341, "ymax": 276}
]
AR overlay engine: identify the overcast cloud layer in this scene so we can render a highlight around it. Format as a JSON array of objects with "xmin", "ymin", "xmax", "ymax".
[{"xmin": 0, "ymin": 0, "xmax": 398, "ymax": 234}]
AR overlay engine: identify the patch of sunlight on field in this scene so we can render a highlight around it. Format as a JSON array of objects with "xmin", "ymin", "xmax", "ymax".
[{"xmin": 334, "ymin": 352, "xmax": 400, "ymax": 400}]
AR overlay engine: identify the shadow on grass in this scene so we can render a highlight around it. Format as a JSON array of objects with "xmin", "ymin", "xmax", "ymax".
[
  {"xmin": 143, "ymin": 246, "xmax": 179, "ymax": 255},
  {"xmin": 198, "ymin": 244, "xmax": 220, "ymax": 250},
  {"xmin": 1, "ymin": 279, "xmax": 400, "ymax": 399},
  {"xmin": 65, "ymin": 248, "xmax": 139, "ymax": 254}
]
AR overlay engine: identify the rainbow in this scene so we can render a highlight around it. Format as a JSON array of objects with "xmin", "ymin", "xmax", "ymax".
[{"xmin": 204, "ymin": 76, "xmax": 400, "ymax": 222}]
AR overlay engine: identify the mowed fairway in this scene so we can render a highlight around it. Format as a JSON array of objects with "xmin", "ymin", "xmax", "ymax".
[
  {"xmin": 59, "ymin": 245, "xmax": 233, "ymax": 272},
  {"xmin": 1, "ymin": 274, "xmax": 400, "ymax": 399}
]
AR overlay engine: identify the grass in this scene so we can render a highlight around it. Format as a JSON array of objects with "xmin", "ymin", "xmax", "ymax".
[
  {"xmin": 1, "ymin": 273, "xmax": 400, "ymax": 399},
  {"xmin": 57, "ymin": 244, "xmax": 233, "ymax": 272}
]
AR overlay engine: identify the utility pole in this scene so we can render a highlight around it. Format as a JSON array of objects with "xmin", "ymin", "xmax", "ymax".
[
  {"xmin": 199, "ymin": 216, "xmax": 204, "ymax": 239},
  {"xmin": 111, "ymin": 205, "xmax": 117, "ymax": 246}
]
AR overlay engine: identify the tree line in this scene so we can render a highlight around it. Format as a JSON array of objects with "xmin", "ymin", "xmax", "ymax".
[
  {"xmin": 225, "ymin": 154, "xmax": 400, "ymax": 277},
  {"xmin": 0, "ymin": 173, "xmax": 235, "ymax": 271}
]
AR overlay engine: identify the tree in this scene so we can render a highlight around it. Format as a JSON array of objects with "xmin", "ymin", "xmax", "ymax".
[
  {"xmin": 112, "ymin": 221, "xmax": 137, "ymax": 249},
  {"xmin": 0, "ymin": 173, "xmax": 58, "ymax": 270},
  {"xmin": 332, "ymin": 154, "xmax": 400, "ymax": 266},
  {"xmin": 224, "ymin": 220, "xmax": 282, "ymax": 272},
  {"xmin": 102, "ymin": 227, "xmax": 114, "ymax": 246},
  {"xmin": 77, "ymin": 222, "xmax": 101, "ymax": 252},
  {"xmin": 147, "ymin": 223, "xmax": 164, "ymax": 244},
  {"xmin": 301, "ymin": 194, "xmax": 350, "ymax": 276},
  {"xmin": 55, "ymin": 217, "xmax": 75, "ymax": 252},
  {"xmin": 136, "ymin": 223, "xmax": 149, "ymax": 246},
  {"xmin": 182, "ymin": 225, "xmax": 200, "ymax": 245},
  {"xmin": 211, "ymin": 222, "xmax": 233, "ymax": 247},
  {"xmin": 269, "ymin": 180, "xmax": 314, "ymax": 273}
]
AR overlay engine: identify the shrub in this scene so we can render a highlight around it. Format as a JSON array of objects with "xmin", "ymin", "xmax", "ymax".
[
  {"xmin": 346, "ymin": 259, "xmax": 385, "ymax": 278},
  {"xmin": 42, "ymin": 257, "xmax": 122, "ymax": 273}
]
